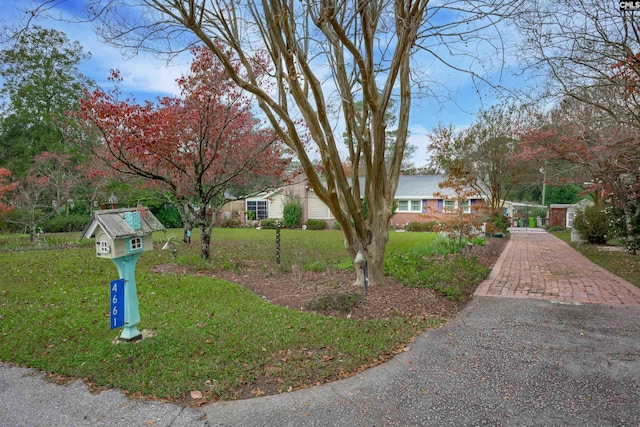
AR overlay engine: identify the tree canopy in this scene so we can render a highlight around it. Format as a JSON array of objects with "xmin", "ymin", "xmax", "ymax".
[
  {"xmin": 0, "ymin": 26, "xmax": 93, "ymax": 176},
  {"xmin": 74, "ymin": 46, "xmax": 289, "ymax": 259},
  {"xmin": 79, "ymin": 0, "xmax": 519, "ymax": 287},
  {"xmin": 427, "ymin": 103, "xmax": 527, "ymax": 210}
]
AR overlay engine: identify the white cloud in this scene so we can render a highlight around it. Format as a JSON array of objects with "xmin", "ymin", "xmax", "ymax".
[{"xmin": 0, "ymin": 1, "xmax": 191, "ymax": 102}]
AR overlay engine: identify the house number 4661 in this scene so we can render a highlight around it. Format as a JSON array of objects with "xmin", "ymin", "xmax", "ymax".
[{"xmin": 110, "ymin": 279, "xmax": 125, "ymax": 330}]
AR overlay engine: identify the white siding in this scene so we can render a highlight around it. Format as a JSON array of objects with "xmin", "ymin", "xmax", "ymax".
[
  {"xmin": 268, "ymin": 194, "xmax": 286, "ymax": 219},
  {"xmin": 308, "ymin": 193, "xmax": 334, "ymax": 219}
]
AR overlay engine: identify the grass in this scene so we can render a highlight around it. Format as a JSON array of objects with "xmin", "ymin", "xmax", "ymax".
[
  {"xmin": 0, "ymin": 228, "xmax": 442, "ymax": 402},
  {"xmin": 552, "ymin": 230, "xmax": 640, "ymax": 287}
]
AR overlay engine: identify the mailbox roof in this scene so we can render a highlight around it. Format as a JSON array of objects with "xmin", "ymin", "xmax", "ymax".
[{"xmin": 81, "ymin": 208, "xmax": 166, "ymax": 240}]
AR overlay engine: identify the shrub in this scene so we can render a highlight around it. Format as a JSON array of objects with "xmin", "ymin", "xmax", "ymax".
[
  {"xmin": 333, "ymin": 221, "xmax": 341, "ymax": 230},
  {"xmin": 384, "ymin": 250, "xmax": 489, "ymax": 301},
  {"xmin": 471, "ymin": 236, "xmax": 486, "ymax": 246},
  {"xmin": 302, "ymin": 260, "xmax": 326, "ymax": 272},
  {"xmin": 549, "ymin": 225, "xmax": 566, "ymax": 232},
  {"xmin": 491, "ymin": 215, "xmax": 507, "ymax": 232},
  {"xmin": 405, "ymin": 221, "xmax": 438, "ymax": 232},
  {"xmin": 305, "ymin": 293, "xmax": 363, "ymax": 313},
  {"xmin": 283, "ymin": 195, "xmax": 303, "ymax": 228},
  {"xmin": 220, "ymin": 217, "xmax": 241, "ymax": 228},
  {"xmin": 41, "ymin": 214, "xmax": 90, "ymax": 233},
  {"xmin": 306, "ymin": 219, "xmax": 327, "ymax": 230},
  {"xmin": 153, "ymin": 205, "xmax": 182, "ymax": 228},
  {"xmin": 573, "ymin": 201, "xmax": 610, "ymax": 244},
  {"xmin": 260, "ymin": 218, "xmax": 279, "ymax": 229}
]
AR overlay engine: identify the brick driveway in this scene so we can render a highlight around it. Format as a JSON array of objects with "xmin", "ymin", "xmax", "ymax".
[{"xmin": 475, "ymin": 228, "xmax": 640, "ymax": 306}]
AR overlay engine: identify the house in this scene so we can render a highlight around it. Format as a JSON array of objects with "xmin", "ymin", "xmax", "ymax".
[
  {"xmin": 240, "ymin": 175, "xmax": 486, "ymax": 229},
  {"xmin": 82, "ymin": 207, "xmax": 166, "ymax": 258},
  {"xmin": 548, "ymin": 199, "xmax": 593, "ymax": 228},
  {"xmin": 248, "ymin": 175, "xmax": 334, "ymax": 225},
  {"xmin": 389, "ymin": 175, "xmax": 486, "ymax": 228}
]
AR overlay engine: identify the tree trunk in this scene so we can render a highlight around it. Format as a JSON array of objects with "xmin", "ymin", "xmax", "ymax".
[
  {"xmin": 348, "ymin": 204, "xmax": 391, "ymax": 289},
  {"xmin": 195, "ymin": 206, "xmax": 210, "ymax": 260},
  {"xmin": 366, "ymin": 225, "xmax": 389, "ymax": 287},
  {"xmin": 625, "ymin": 205, "xmax": 638, "ymax": 255}
]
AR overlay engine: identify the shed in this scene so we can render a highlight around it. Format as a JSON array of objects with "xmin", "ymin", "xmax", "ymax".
[
  {"xmin": 549, "ymin": 199, "xmax": 593, "ymax": 229},
  {"xmin": 82, "ymin": 208, "xmax": 166, "ymax": 259}
]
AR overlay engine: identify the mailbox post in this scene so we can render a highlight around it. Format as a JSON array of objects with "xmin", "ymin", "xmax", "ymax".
[{"xmin": 82, "ymin": 207, "xmax": 165, "ymax": 342}]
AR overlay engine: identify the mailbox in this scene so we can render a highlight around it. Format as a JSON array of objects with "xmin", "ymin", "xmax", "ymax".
[
  {"xmin": 82, "ymin": 207, "xmax": 165, "ymax": 341},
  {"xmin": 82, "ymin": 208, "xmax": 165, "ymax": 258}
]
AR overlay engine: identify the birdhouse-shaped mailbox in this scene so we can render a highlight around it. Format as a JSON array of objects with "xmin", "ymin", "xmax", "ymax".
[{"xmin": 82, "ymin": 208, "xmax": 166, "ymax": 258}]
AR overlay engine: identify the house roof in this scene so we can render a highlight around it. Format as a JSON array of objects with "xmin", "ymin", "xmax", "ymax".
[
  {"xmin": 394, "ymin": 175, "xmax": 452, "ymax": 198},
  {"xmin": 254, "ymin": 174, "xmax": 483, "ymax": 200},
  {"xmin": 550, "ymin": 199, "xmax": 593, "ymax": 209},
  {"xmin": 81, "ymin": 208, "xmax": 166, "ymax": 240}
]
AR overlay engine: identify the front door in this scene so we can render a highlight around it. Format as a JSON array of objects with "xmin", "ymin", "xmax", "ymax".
[{"xmin": 549, "ymin": 209, "xmax": 566, "ymax": 228}]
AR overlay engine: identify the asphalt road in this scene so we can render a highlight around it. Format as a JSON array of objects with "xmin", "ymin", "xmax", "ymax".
[{"xmin": 3, "ymin": 296, "xmax": 640, "ymax": 426}]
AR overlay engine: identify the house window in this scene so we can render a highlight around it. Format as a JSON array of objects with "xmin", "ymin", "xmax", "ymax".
[
  {"xmin": 99, "ymin": 241, "xmax": 110, "ymax": 254},
  {"xmin": 444, "ymin": 200, "xmax": 455, "ymax": 213},
  {"xmin": 247, "ymin": 200, "xmax": 268, "ymax": 219},
  {"xmin": 397, "ymin": 200, "xmax": 421, "ymax": 212},
  {"xmin": 130, "ymin": 237, "xmax": 143, "ymax": 251},
  {"xmin": 443, "ymin": 200, "xmax": 471, "ymax": 213}
]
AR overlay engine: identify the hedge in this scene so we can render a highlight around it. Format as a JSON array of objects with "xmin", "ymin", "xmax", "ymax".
[
  {"xmin": 306, "ymin": 219, "xmax": 327, "ymax": 230},
  {"xmin": 405, "ymin": 221, "xmax": 438, "ymax": 232}
]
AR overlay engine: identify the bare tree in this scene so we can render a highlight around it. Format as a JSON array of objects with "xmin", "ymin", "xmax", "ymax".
[
  {"xmin": 515, "ymin": 0, "xmax": 640, "ymax": 124},
  {"xmin": 515, "ymin": 0, "xmax": 640, "ymax": 249},
  {"xmin": 63, "ymin": 0, "xmax": 520, "ymax": 287}
]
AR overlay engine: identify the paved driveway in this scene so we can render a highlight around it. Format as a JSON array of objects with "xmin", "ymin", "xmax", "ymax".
[
  {"xmin": 476, "ymin": 229, "xmax": 640, "ymax": 306},
  {"xmin": 2, "ymin": 229, "xmax": 640, "ymax": 426}
]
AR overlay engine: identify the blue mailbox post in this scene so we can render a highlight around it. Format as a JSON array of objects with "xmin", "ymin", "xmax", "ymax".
[{"xmin": 82, "ymin": 207, "xmax": 165, "ymax": 341}]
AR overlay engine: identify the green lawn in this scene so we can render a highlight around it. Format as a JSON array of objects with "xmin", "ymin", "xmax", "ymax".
[
  {"xmin": 552, "ymin": 230, "xmax": 640, "ymax": 287},
  {"xmin": 0, "ymin": 228, "xmax": 441, "ymax": 402}
]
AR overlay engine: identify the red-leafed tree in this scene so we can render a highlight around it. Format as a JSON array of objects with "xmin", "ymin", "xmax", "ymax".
[
  {"xmin": 0, "ymin": 153, "xmax": 78, "ymax": 239},
  {"xmin": 74, "ymin": 45, "xmax": 289, "ymax": 259},
  {"xmin": 520, "ymin": 99, "xmax": 640, "ymax": 251},
  {"xmin": 0, "ymin": 168, "xmax": 17, "ymax": 215}
]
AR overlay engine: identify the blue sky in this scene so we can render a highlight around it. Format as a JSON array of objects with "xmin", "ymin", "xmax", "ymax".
[{"xmin": 1, "ymin": 1, "xmax": 529, "ymax": 167}]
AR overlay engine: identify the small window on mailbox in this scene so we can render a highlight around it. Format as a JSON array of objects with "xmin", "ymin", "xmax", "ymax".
[
  {"xmin": 130, "ymin": 237, "xmax": 143, "ymax": 251},
  {"xmin": 99, "ymin": 240, "xmax": 110, "ymax": 253}
]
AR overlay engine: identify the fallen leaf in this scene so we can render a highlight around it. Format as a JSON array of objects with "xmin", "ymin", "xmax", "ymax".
[
  {"xmin": 143, "ymin": 421, "xmax": 156, "ymax": 426},
  {"xmin": 250, "ymin": 388, "xmax": 265, "ymax": 396},
  {"xmin": 190, "ymin": 390, "xmax": 203, "ymax": 399}
]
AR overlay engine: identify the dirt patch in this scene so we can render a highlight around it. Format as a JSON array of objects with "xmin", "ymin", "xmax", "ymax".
[{"xmin": 151, "ymin": 235, "xmax": 508, "ymax": 321}]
